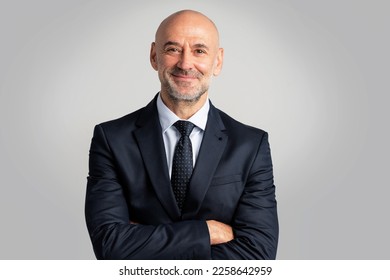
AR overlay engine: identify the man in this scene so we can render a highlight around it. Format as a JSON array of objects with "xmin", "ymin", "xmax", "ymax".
[{"xmin": 85, "ymin": 10, "xmax": 278, "ymax": 260}]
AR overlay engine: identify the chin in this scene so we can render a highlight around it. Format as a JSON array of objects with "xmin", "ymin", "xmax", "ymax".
[{"xmin": 168, "ymin": 91, "xmax": 203, "ymax": 103}]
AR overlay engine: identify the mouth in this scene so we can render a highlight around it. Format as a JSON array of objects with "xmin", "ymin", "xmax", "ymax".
[
  {"xmin": 171, "ymin": 74, "xmax": 198, "ymax": 81},
  {"xmin": 170, "ymin": 69, "xmax": 201, "ymax": 81}
]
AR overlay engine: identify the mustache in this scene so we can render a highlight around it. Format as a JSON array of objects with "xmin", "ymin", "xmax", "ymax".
[{"xmin": 170, "ymin": 68, "xmax": 202, "ymax": 78}]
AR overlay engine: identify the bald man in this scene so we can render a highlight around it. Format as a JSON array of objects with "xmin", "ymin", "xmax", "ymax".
[{"xmin": 85, "ymin": 10, "xmax": 278, "ymax": 260}]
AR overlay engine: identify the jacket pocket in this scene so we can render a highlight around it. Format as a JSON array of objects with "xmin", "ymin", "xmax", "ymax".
[{"xmin": 210, "ymin": 174, "xmax": 242, "ymax": 187}]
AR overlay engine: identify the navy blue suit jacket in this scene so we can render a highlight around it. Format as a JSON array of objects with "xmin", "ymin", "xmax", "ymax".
[{"xmin": 85, "ymin": 96, "xmax": 278, "ymax": 259}]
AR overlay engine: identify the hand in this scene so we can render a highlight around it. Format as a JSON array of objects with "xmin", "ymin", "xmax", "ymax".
[{"xmin": 206, "ymin": 220, "xmax": 234, "ymax": 245}]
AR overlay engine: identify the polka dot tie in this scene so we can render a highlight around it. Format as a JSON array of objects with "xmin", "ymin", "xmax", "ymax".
[{"xmin": 171, "ymin": 120, "xmax": 195, "ymax": 212}]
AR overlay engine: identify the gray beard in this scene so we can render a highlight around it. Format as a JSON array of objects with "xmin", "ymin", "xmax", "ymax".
[{"xmin": 165, "ymin": 83, "xmax": 208, "ymax": 104}]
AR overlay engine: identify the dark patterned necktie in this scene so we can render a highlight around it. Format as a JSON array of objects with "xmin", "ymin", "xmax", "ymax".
[{"xmin": 171, "ymin": 120, "xmax": 195, "ymax": 211}]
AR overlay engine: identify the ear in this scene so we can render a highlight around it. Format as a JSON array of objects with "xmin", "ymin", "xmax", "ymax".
[
  {"xmin": 150, "ymin": 42, "xmax": 158, "ymax": 71},
  {"xmin": 213, "ymin": 47, "xmax": 224, "ymax": 76}
]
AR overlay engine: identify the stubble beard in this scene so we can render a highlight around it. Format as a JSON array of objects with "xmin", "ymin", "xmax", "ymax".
[
  {"xmin": 165, "ymin": 82, "xmax": 208, "ymax": 104},
  {"xmin": 162, "ymin": 69, "xmax": 210, "ymax": 104}
]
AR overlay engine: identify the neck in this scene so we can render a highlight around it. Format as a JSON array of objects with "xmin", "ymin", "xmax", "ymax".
[{"xmin": 160, "ymin": 91, "xmax": 208, "ymax": 120}]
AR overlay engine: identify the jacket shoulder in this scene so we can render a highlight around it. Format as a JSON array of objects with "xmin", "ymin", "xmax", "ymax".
[
  {"xmin": 98, "ymin": 108, "xmax": 142, "ymax": 131},
  {"xmin": 97, "ymin": 97, "xmax": 157, "ymax": 133},
  {"xmin": 216, "ymin": 108, "xmax": 268, "ymax": 137}
]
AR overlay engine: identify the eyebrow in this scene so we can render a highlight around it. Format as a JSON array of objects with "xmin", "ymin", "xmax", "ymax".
[
  {"xmin": 193, "ymin": 43, "xmax": 209, "ymax": 50},
  {"xmin": 163, "ymin": 41, "xmax": 209, "ymax": 50},
  {"xmin": 163, "ymin": 41, "xmax": 181, "ymax": 48}
]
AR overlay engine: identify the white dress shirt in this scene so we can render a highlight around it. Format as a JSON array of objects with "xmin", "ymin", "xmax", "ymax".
[{"xmin": 156, "ymin": 93, "xmax": 209, "ymax": 177}]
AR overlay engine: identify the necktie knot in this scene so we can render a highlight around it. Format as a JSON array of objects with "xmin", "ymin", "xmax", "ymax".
[{"xmin": 173, "ymin": 120, "xmax": 195, "ymax": 137}]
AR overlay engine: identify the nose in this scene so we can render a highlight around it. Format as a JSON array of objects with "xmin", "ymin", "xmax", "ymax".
[{"xmin": 176, "ymin": 49, "xmax": 193, "ymax": 70}]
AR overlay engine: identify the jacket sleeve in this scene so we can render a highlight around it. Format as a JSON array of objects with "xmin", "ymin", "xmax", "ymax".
[
  {"xmin": 211, "ymin": 132, "xmax": 279, "ymax": 259},
  {"xmin": 85, "ymin": 125, "xmax": 211, "ymax": 259}
]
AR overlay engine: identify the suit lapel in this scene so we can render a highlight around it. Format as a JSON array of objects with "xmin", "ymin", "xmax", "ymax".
[
  {"xmin": 134, "ymin": 97, "xmax": 181, "ymax": 221},
  {"xmin": 182, "ymin": 104, "xmax": 228, "ymax": 219}
]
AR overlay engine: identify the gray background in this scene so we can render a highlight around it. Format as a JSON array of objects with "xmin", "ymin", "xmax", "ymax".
[{"xmin": 0, "ymin": 0, "xmax": 389, "ymax": 259}]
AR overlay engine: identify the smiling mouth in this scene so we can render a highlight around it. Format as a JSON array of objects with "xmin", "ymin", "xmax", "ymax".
[
  {"xmin": 172, "ymin": 74, "xmax": 197, "ymax": 80},
  {"xmin": 170, "ymin": 68, "xmax": 201, "ymax": 80}
]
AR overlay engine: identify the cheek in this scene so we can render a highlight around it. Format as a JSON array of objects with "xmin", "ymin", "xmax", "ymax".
[
  {"xmin": 157, "ymin": 55, "xmax": 178, "ymax": 69},
  {"xmin": 195, "ymin": 59, "xmax": 217, "ymax": 76},
  {"xmin": 193, "ymin": 62, "xmax": 209, "ymax": 75}
]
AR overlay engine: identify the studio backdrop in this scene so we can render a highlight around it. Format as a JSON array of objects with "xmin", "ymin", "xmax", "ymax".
[{"xmin": 0, "ymin": 0, "xmax": 389, "ymax": 259}]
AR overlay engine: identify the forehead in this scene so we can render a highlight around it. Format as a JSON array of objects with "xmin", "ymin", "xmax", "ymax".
[{"xmin": 156, "ymin": 13, "xmax": 219, "ymax": 46}]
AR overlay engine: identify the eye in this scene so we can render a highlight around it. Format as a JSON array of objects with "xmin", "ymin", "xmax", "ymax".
[
  {"xmin": 165, "ymin": 47, "xmax": 181, "ymax": 53},
  {"xmin": 195, "ymin": 49, "xmax": 207, "ymax": 55}
]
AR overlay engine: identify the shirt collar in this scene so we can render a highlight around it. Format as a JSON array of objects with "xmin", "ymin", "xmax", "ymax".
[{"xmin": 157, "ymin": 93, "xmax": 210, "ymax": 133}]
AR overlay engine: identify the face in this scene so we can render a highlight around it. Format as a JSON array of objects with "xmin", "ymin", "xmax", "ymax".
[{"xmin": 150, "ymin": 12, "xmax": 223, "ymax": 103}]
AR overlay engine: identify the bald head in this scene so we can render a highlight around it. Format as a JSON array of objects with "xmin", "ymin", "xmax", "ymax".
[{"xmin": 155, "ymin": 10, "xmax": 220, "ymax": 48}]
